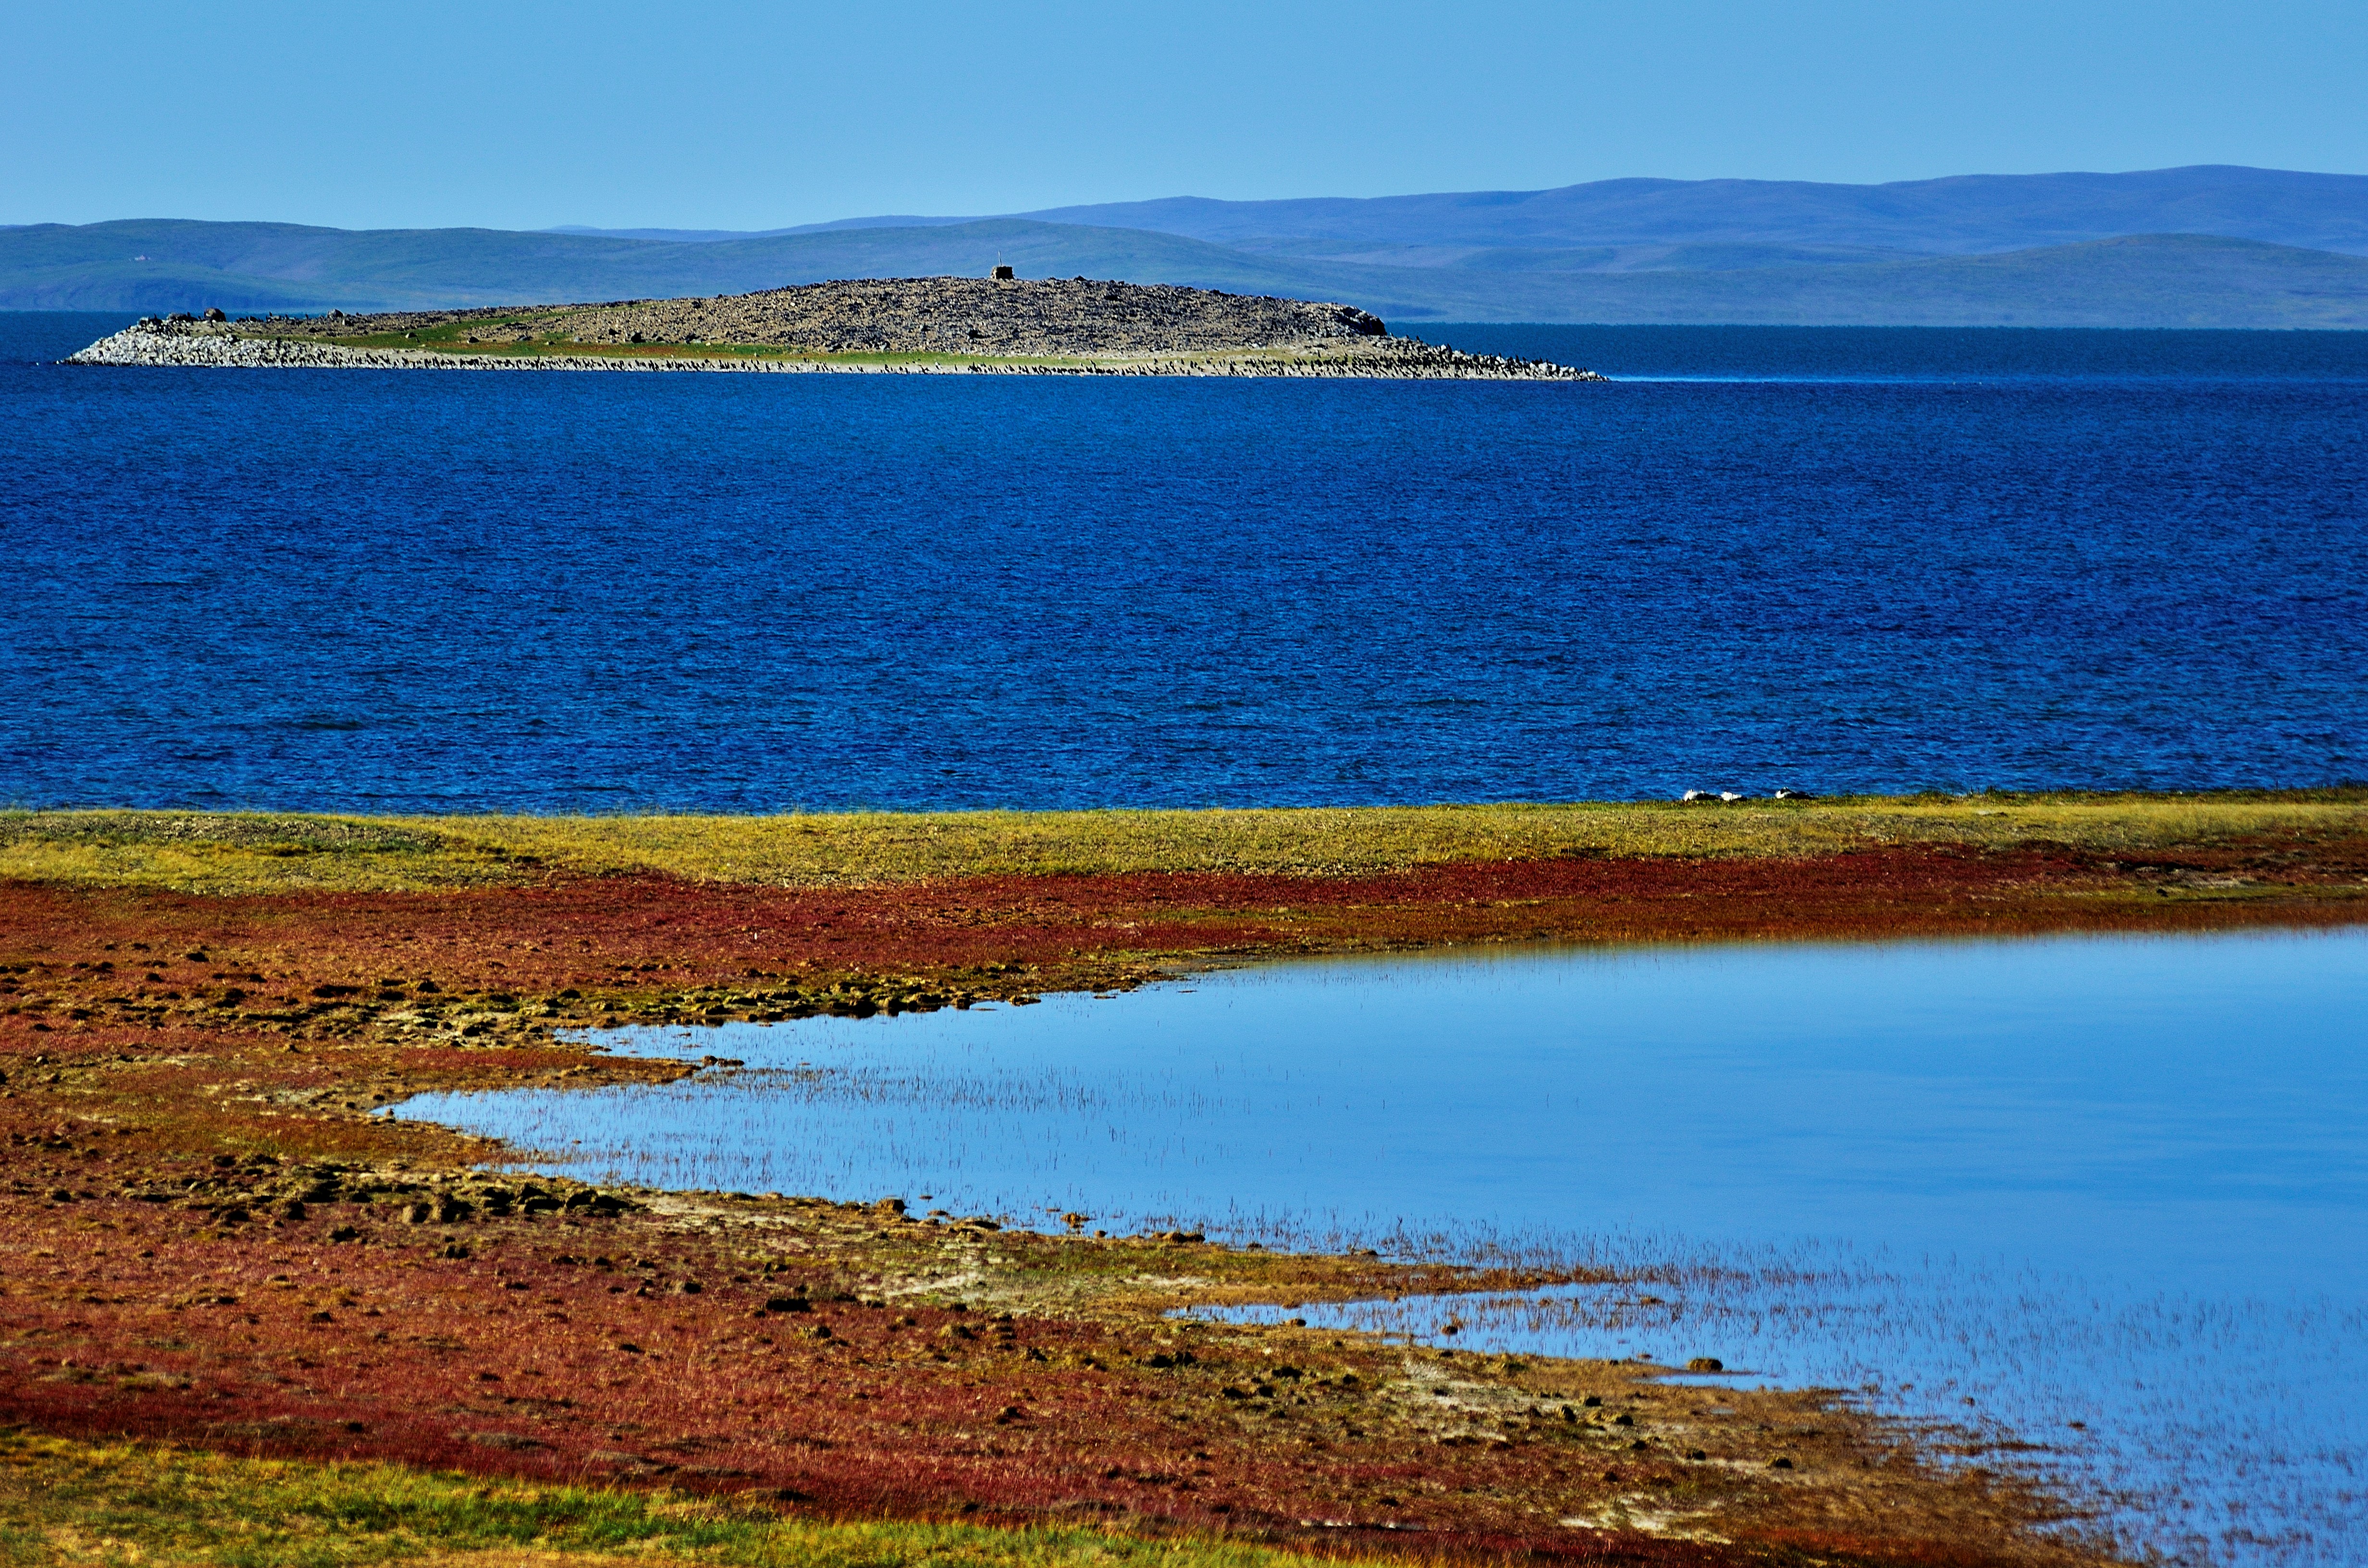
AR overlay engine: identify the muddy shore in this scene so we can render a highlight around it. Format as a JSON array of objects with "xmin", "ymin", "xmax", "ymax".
[{"xmin": 8, "ymin": 800, "xmax": 2362, "ymax": 1565}]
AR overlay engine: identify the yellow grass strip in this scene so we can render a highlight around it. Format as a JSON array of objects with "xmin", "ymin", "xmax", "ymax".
[
  {"xmin": 2, "ymin": 792, "xmax": 2361, "ymax": 896},
  {"xmin": 0, "ymin": 1431, "xmax": 1357, "ymax": 1568}
]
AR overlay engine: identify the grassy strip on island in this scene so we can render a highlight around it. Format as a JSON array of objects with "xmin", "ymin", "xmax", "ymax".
[{"xmin": 5, "ymin": 791, "xmax": 2355, "ymax": 1568}]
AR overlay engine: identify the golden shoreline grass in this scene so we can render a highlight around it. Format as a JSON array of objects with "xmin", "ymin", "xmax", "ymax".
[
  {"xmin": 0, "ymin": 1432, "xmax": 1355, "ymax": 1568},
  {"xmin": 3, "ymin": 790, "xmax": 2363, "ymax": 896}
]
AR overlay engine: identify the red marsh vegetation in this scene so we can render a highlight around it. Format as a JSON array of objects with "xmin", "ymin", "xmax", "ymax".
[{"xmin": 5, "ymin": 802, "xmax": 2361, "ymax": 1565}]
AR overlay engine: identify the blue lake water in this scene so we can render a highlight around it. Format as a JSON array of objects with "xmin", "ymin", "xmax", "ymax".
[
  {"xmin": 399, "ymin": 930, "xmax": 2368, "ymax": 1567},
  {"xmin": 6, "ymin": 312, "xmax": 2365, "ymax": 810},
  {"xmin": 13, "ymin": 311, "xmax": 2368, "ymax": 1555}
]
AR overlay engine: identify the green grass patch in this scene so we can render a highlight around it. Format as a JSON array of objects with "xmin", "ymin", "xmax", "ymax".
[
  {"xmin": 246, "ymin": 325, "xmax": 1349, "ymax": 372},
  {"xmin": 2, "ymin": 792, "xmax": 2361, "ymax": 896},
  {"xmin": 304, "ymin": 333, "xmax": 1078, "ymax": 367},
  {"xmin": 0, "ymin": 1432, "xmax": 1347, "ymax": 1568}
]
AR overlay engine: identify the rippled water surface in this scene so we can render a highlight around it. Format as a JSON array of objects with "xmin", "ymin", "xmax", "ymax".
[
  {"xmin": 7, "ymin": 313, "xmax": 2365, "ymax": 808},
  {"xmin": 399, "ymin": 930, "xmax": 2368, "ymax": 1566}
]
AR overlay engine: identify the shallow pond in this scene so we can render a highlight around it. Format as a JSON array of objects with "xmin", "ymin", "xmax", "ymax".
[{"xmin": 396, "ymin": 930, "xmax": 2368, "ymax": 1566}]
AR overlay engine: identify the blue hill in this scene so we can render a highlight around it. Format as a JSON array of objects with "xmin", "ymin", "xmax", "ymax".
[{"xmin": 10, "ymin": 168, "xmax": 2368, "ymax": 325}]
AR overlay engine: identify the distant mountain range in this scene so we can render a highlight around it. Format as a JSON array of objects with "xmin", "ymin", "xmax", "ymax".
[{"xmin": 10, "ymin": 167, "xmax": 2368, "ymax": 326}]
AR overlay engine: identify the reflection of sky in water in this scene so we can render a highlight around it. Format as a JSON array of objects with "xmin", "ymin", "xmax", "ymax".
[{"xmin": 396, "ymin": 931, "xmax": 2368, "ymax": 1566}]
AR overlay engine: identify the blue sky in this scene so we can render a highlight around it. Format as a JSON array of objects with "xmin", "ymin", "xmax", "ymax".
[{"xmin": 10, "ymin": 0, "xmax": 2365, "ymax": 230}]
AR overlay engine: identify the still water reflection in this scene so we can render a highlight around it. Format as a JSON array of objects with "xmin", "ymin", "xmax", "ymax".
[{"xmin": 396, "ymin": 931, "xmax": 2368, "ymax": 1566}]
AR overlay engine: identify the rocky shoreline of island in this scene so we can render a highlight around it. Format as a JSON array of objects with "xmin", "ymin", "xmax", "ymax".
[{"xmin": 68, "ymin": 321, "xmax": 1595, "ymax": 378}]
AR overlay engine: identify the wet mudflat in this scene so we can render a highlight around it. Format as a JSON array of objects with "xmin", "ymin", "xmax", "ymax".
[{"xmin": 403, "ymin": 930, "xmax": 2368, "ymax": 1566}]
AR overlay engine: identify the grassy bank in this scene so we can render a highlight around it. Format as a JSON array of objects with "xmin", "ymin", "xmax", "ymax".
[
  {"xmin": 0, "ymin": 1432, "xmax": 1353, "ymax": 1568},
  {"xmin": 5, "ymin": 790, "xmax": 2364, "ymax": 896}
]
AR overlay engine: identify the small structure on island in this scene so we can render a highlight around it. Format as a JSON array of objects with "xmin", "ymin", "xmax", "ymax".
[{"xmin": 991, "ymin": 264, "xmax": 1015, "ymax": 281}]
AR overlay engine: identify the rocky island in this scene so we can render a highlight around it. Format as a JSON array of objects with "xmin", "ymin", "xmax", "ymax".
[{"xmin": 69, "ymin": 274, "xmax": 1603, "ymax": 379}]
